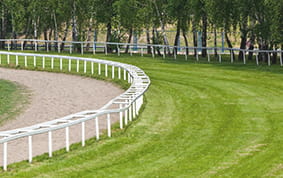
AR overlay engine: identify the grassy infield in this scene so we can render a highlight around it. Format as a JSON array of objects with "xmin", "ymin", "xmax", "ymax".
[
  {"xmin": 0, "ymin": 51, "xmax": 283, "ymax": 177},
  {"xmin": 0, "ymin": 80, "xmax": 28, "ymax": 126}
]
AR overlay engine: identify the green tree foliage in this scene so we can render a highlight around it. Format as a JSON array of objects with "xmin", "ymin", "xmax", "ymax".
[{"xmin": 0, "ymin": 0, "xmax": 282, "ymax": 53}]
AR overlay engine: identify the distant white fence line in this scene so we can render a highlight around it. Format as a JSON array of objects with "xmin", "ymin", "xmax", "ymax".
[
  {"xmin": 0, "ymin": 51, "xmax": 150, "ymax": 171},
  {"xmin": 0, "ymin": 39, "xmax": 282, "ymax": 66}
]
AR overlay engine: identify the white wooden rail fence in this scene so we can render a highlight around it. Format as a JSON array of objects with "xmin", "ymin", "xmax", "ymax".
[
  {"xmin": 0, "ymin": 39, "xmax": 282, "ymax": 66},
  {"xmin": 0, "ymin": 51, "xmax": 150, "ymax": 171}
]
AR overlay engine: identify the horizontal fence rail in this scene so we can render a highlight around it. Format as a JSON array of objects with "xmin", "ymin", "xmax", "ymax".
[
  {"xmin": 0, "ymin": 39, "xmax": 282, "ymax": 67},
  {"xmin": 0, "ymin": 51, "xmax": 150, "ymax": 171}
]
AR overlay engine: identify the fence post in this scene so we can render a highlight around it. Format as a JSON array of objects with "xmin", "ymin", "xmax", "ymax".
[
  {"xmin": 219, "ymin": 53, "xmax": 222, "ymax": 63},
  {"xmin": 82, "ymin": 122, "xmax": 85, "ymax": 147},
  {"xmin": 107, "ymin": 114, "xmax": 111, "ymax": 137},
  {"xmin": 51, "ymin": 57, "xmax": 54, "ymax": 69},
  {"xmin": 33, "ymin": 56, "xmax": 36, "ymax": 67},
  {"xmin": 196, "ymin": 52, "xmax": 199, "ymax": 61},
  {"xmin": 141, "ymin": 47, "xmax": 144, "ymax": 57},
  {"xmin": 118, "ymin": 67, "xmax": 121, "ymax": 79},
  {"xmin": 124, "ymin": 69, "xmax": 126, "ymax": 80},
  {"xmin": 98, "ymin": 63, "xmax": 101, "ymax": 75},
  {"xmin": 70, "ymin": 43, "xmax": 72, "ymax": 54},
  {"xmin": 129, "ymin": 102, "xmax": 132, "ymax": 121},
  {"xmin": 60, "ymin": 58, "xmax": 63, "ymax": 70},
  {"xmin": 81, "ymin": 43, "xmax": 84, "ymax": 55},
  {"xmin": 133, "ymin": 98, "xmax": 136, "ymax": 119},
  {"xmin": 105, "ymin": 64, "xmax": 108, "ymax": 77},
  {"xmin": 66, "ymin": 127, "xmax": 70, "ymax": 152},
  {"xmin": 21, "ymin": 41, "xmax": 24, "ymax": 51},
  {"xmin": 117, "ymin": 44, "xmax": 120, "ymax": 56},
  {"xmin": 112, "ymin": 66, "xmax": 115, "ymax": 79},
  {"xmin": 207, "ymin": 50, "xmax": 210, "ymax": 63},
  {"xmin": 16, "ymin": 55, "xmax": 18, "ymax": 66},
  {"xmin": 91, "ymin": 62, "xmax": 94, "ymax": 74},
  {"xmin": 28, "ymin": 136, "xmax": 32, "ymax": 163},
  {"xmin": 68, "ymin": 59, "xmax": 71, "ymax": 72},
  {"xmin": 84, "ymin": 60, "xmax": 87, "ymax": 73},
  {"xmin": 35, "ymin": 41, "xmax": 38, "ymax": 52},
  {"xmin": 151, "ymin": 46, "xmax": 155, "ymax": 58},
  {"xmin": 7, "ymin": 54, "xmax": 10, "ymax": 64},
  {"xmin": 42, "ymin": 56, "xmax": 45, "ymax": 69},
  {"xmin": 95, "ymin": 117, "xmax": 99, "ymax": 140},
  {"xmin": 48, "ymin": 131, "xmax": 52, "ymax": 157},
  {"xmin": 119, "ymin": 104, "xmax": 123, "ymax": 129},
  {"xmin": 125, "ymin": 105, "xmax": 128, "ymax": 125},
  {"xmin": 3, "ymin": 142, "xmax": 7, "ymax": 171},
  {"xmin": 77, "ymin": 60, "xmax": 79, "ymax": 72},
  {"xmin": 25, "ymin": 56, "xmax": 27, "ymax": 67},
  {"xmin": 58, "ymin": 42, "xmax": 61, "ymax": 53}
]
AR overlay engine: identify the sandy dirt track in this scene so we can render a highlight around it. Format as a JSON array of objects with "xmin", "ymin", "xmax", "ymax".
[{"xmin": 0, "ymin": 68, "xmax": 123, "ymax": 166}]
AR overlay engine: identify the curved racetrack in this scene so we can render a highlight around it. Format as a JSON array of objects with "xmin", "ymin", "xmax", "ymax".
[{"xmin": 0, "ymin": 67, "xmax": 123, "ymax": 165}]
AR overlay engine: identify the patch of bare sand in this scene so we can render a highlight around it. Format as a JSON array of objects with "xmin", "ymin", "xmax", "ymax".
[{"xmin": 0, "ymin": 68, "xmax": 123, "ymax": 165}]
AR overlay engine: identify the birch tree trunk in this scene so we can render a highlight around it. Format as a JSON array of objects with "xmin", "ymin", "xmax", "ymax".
[{"xmin": 153, "ymin": 0, "xmax": 170, "ymax": 55}]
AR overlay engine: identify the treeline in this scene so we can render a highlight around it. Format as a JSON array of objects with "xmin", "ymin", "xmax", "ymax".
[{"xmin": 0, "ymin": 0, "xmax": 282, "ymax": 59}]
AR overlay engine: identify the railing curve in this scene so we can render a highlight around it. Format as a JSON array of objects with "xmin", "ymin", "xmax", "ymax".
[
  {"xmin": 0, "ymin": 39, "xmax": 282, "ymax": 67},
  {"xmin": 0, "ymin": 51, "xmax": 150, "ymax": 171}
]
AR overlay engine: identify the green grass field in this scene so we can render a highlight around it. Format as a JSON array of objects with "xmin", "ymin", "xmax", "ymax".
[
  {"xmin": 0, "ymin": 80, "xmax": 29, "ymax": 126},
  {"xmin": 1, "ymin": 51, "xmax": 283, "ymax": 177}
]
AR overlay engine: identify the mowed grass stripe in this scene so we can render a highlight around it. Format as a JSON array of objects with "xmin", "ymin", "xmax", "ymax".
[{"xmin": 1, "ymin": 52, "xmax": 283, "ymax": 177}]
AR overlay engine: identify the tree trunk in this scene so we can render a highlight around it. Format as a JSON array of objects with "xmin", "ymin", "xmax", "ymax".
[
  {"xmin": 259, "ymin": 40, "xmax": 268, "ymax": 63},
  {"xmin": 0, "ymin": 5, "xmax": 5, "ymax": 49},
  {"xmin": 214, "ymin": 27, "xmax": 218, "ymax": 57},
  {"xmin": 248, "ymin": 34, "xmax": 255, "ymax": 60},
  {"xmin": 72, "ymin": 1, "xmax": 78, "ymax": 52},
  {"xmin": 53, "ymin": 12, "xmax": 59, "ymax": 51},
  {"xmin": 201, "ymin": 14, "xmax": 207, "ymax": 57},
  {"xmin": 182, "ymin": 29, "xmax": 189, "ymax": 56},
  {"xmin": 44, "ymin": 30, "xmax": 48, "ymax": 50},
  {"xmin": 152, "ymin": 28, "xmax": 156, "ymax": 55},
  {"xmin": 238, "ymin": 19, "xmax": 248, "ymax": 61},
  {"xmin": 61, "ymin": 22, "xmax": 70, "ymax": 51},
  {"xmin": 11, "ymin": 13, "xmax": 17, "ymax": 50},
  {"xmin": 106, "ymin": 22, "xmax": 112, "ymax": 53},
  {"xmin": 272, "ymin": 44, "xmax": 277, "ymax": 64},
  {"xmin": 174, "ymin": 20, "xmax": 181, "ymax": 56},
  {"xmin": 146, "ymin": 28, "xmax": 151, "ymax": 54},
  {"xmin": 153, "ymin": 0, "xmax": 170, "ymax": 54},
  {"xmin": 193, "ymin": 31, "xmax": 197, "ymax": 57},
  {"xmin": 154, "ymin": 28, "xmax": 162, "ymax": 56},
  {"xmin": 192, "ymin": 20, "xmax": 197, "ymax": 57},
  {"xmin": 85, "ymin": 19, "xmax": 93, "ymax": 52},
  {"xmin": 225, "ymin": 32, "xmax": 235, "ymax": 59},
  {"xmin": 125, "ymin": 28, "xmax": 133, "ymax": 54},
  {"xmin": 48, "ymin": 29, "xmax": 53, "ymax": 51}
]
